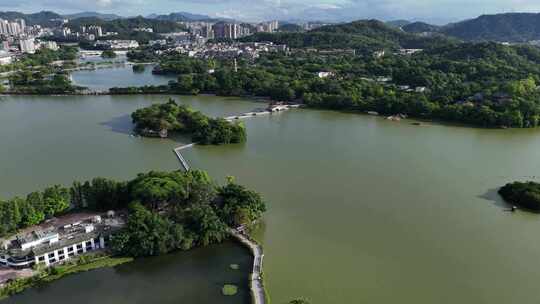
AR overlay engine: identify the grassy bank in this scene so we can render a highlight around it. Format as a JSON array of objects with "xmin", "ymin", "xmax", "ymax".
[{"xmin": 0, "ymin": 253, "xmax": 133, "ymax": 299}]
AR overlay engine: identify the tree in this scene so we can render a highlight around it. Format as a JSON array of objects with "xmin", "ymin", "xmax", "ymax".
[
  {"xmin": 499, "ymin": 181, "xmax": 540, "ymax": 211},
  {"xmin": 132, "ymin": 100, "xmax": 247, "ymax": 144},
  {"xmin": 111, "ymin": 202, "xmax": 187, "ymax": 257},
  {"xmin": 183, "ymin": 204, "xmax": 227, "ymax": 246},
  {"xmin": 81, "ymin": 178, "xmax": 128, "ymax": 211},
  {"xmin": 0, "ymin": 169, "xmax": 266, "ymax": 253},
  {"xmin": 132, "ymin": 64, "xmax": 145, "ymax": 73},
  {"xmin": 18, "ymin": 197, "xmax": 44, "ymax": 227},
  {"xmin": 42, "ymin": 185, "xmax": 70, "ymax": 217},
  {"xmin": 101, "ymin": 50, "xmax": 117, "ymax": 59},
  {"xmin": 182, "ymin": 170, "xmax": 216, "ymax": 206},
  {"xmin": 176, "ymin": 74, "xmax": 195, "ymax": 94},
  {"xmin": 26, "ymin": 191, "xmax": 45, "ymax": 216},
  {"xmin": 111, "ymin": 202, "xmax": 171, "ymax": 256},
  {"xmin": 129, "ymin": 171, "xmax": 187, "ymax": 210},
  {"xmin": 70, "ymin": 181, "xmax": 85, "ymax": 209},
  {"xmin": 0, "ymin": 199, "xmax": 21, "ymax": 234},
  {"xmin": 217, "ymin": 181, "xmax": 266, "ymax": 226}
]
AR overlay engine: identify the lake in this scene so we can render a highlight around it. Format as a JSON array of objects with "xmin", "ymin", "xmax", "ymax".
[
  {"xmin": 2, "ymin": 242, "xmax": 252, "ymax": 304},
  {"xmin": 2, "ymin": 92, "xmax": 540, "ymax": 304},
  {"xmin": 71, "ymin": 63, "xmax": 176, "ymax": 91}
]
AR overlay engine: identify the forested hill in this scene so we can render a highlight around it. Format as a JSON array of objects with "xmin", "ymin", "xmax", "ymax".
[
  {"xmin": 241, "ymin": 20, "xmax": 455, "ymax": 54},
  {"xmin": 149, "ymin": 12, "xmax": 217, "ymax": 22},
  {"xmin": 441, "ymin": 13, "xmax": 540, "ymax": 42},
  {"xmin": 385, "ymin": 20, "xmax": 412, "ymax": 28},
  {"xmin": 402, "ymin": 22, "xmax": 441, "ymax": 33},
  {"xmin": 67, "ymin": 16, "xmax": 184, "ymax": 34},
  {"xmin": 411, "ymin": 42, "xmax": 540, "ymax": 83},
  {"xmin": 64, "ymin": 12, "xmax": 123, "ymax": 21},
  {"xmin": 0, "ymin": 11, "xmax": 62, "ymax": 26}
]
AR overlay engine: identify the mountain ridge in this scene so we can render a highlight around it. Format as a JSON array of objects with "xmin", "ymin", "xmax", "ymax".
[{"xmin": 440, "ymin": 12, "xmax": 540, "ymax": 42}]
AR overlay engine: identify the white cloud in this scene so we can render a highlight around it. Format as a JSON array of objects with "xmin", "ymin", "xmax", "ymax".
[
  {"xmin": 96, "ymin": 0, "xmax": 113, "ymax": 7},
  {"xmin": 310, "ymin": 3, "xmax": 342, "ymax": 10}
]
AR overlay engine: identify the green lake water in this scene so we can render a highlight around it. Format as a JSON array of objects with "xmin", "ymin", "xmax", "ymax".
[
  {"xmin": 70, "ymin": 64, "xmax": 177, "ymax": 91},
  {"xmin": 1, "ymin": 242, "xmax": 252, "ymax": 304},
  {"xmin": 2, "ymin": 93, "xmax": 540, "ymax": 303}
]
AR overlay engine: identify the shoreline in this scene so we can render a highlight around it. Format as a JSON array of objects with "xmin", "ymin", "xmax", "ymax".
[{"xmin": 0, "ymin": 91, "xmax": 526, "ymax": 130}]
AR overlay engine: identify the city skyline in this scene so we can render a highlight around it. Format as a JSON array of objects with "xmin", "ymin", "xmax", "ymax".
[{"xmin": 2, "ymin": 0, "xmax": 540, "ymax": 24}]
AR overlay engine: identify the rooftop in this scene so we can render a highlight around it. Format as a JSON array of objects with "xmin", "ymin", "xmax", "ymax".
[{"xmin": 1, "ymin": 213, "xmax": 125, "ymax": 258}]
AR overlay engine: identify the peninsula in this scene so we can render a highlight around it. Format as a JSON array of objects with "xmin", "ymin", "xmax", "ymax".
[{"xmin": 0, "ymin": 169, "xmax": 266, "ymax": 298}]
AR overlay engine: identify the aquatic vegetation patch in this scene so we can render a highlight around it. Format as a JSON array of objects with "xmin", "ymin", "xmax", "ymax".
[{"xmin": 222, "ymin": 284, "xmax": 238, "ymax": 296}]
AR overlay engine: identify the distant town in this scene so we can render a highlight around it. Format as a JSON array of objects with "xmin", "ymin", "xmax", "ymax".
[{"xmin": 0, "ymin": 15, "xmax": 335, "ymax": 64}]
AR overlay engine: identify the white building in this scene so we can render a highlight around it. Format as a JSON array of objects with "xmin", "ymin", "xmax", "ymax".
[
  {"xmin": 41, "ymin": 41, "xmax": 59, "ymax": 51},
  {"xmin": 0, "ymin": 19, "xmax": 25, "ymax": 36},
  {"xmin": 149, "ymin": 39, "xmax": 167, "ymax": 46},
  {"xmin": 87, "ymin": 25, "xmax": 103, "ymax": 37},
  {"xmin": 317, "ymin": 71, "xmax": 335, "ymax": 78},
  {"xmin": 19, "ymin": 38, "xmax": 36, "ymax": 54},
  {"xmin": 0, "ymin": 214, "xmax": 124, "ymax": 269},
  {"xmin": 95, "ymin": 40, "xmax": 139, "ymax": 50},
  {"xmin": 212, "ymin": 23, "xmax": 250, "ymax": 39},
  {"xmin": 373, "ymin": 50, "xmax": 385, "ymax": 58},
  {"xmin": 398, "ymin": 48, "xmax": 423, "ymax": 56},
  {"xmin": 134, "ymin": 27, "xmax": 153, "ymax": 33},
  {"xmin": 0, "ymin": 51, "xmax": 12, "ymax": 65}
]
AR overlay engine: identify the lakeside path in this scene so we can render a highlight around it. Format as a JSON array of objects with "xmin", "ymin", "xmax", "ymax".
[{"xmin": 229, "ymin": 228, "xmax": 266, "ymax": 304}]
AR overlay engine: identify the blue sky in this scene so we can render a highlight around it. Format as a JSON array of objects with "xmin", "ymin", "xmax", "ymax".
[{"xmin": 3, "ymin": 0, "xmax": 540, "ymax": 24}]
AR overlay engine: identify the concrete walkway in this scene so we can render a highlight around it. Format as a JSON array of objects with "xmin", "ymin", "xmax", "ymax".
[
  {"xmin": 224, "ymin": 104, "xmax": 301, "ymax": 122},
  {"xmin": 229, "ymin": 228, "xmax": 266, "ymax": 304},
  {"xmin": 173, "ymin": 143, "xmax": 195, "ymax": 172}
]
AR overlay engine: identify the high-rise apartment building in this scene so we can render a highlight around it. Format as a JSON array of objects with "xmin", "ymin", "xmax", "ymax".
[
  {"xmin": 0, "ymin": 18, "xmax": 26, "ymax": 36},
  {"xmin": 19, "ymin": 38, "xmax": 36, "ymax": 54}
]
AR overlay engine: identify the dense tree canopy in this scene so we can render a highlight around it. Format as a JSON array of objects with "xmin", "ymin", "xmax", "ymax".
[
  {"xmin": 441, "ymin": 13, "xmax": 540, "ymax": 42},
  {"xmin": 111, "ymin": 170, "xmax": 265, "ymax": 256},
  {"xmin": 2, "ymin": 47, "xmax": 82, "ymax": 94},
  {"xmin": 131, "ymin": 99, "xmax": 247, "ymax": 144},
  {"xmin": 68, "ymin": 16, "xmax": 185, "ymax": 34},
  {"xmin": 126, "ymin": 41, "xmax": 540, "ymax": 129},
  {"xmin": 0, "ymin": 185, "xmax": 71, "ymax": 236},
  {"xmin": 216, "ymin": 179, "xmax": 266, "ymax": 227},
  {"xmin": 0, "ymin": 170, "xmax": 266, "ymax": 257},
  {"xmin": 499, "ymin": 181, "xmax": 540, "ymax": 211},
  {"xmin": 101, "ymin": 50, "xmax": 116, "ymax": 59}
]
